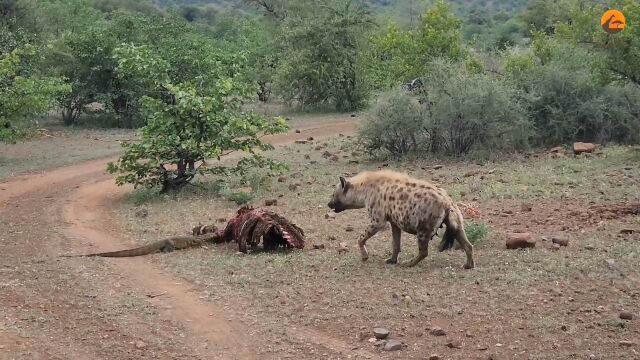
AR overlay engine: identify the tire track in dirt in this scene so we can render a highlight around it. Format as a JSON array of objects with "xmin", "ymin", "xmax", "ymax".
[{"xmin": 0, "ymin": 117, "xmax": 376, "ymax": 359}]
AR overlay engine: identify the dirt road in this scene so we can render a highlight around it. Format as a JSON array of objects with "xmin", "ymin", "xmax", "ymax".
[{"xmin": 0, "ymin": 118, "xmax": 366, "ymax": 359}]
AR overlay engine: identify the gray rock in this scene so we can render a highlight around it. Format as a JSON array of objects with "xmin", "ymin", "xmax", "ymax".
[
  {"xmin": 373, "ymin": 328, "xmax": 390, "ymax": 340},
  {"xmin": 620, "ymin": 311, "xmax": 633, "ymax": 320},
  {"xmin": 383, "ymin": 340, "xmax": 402, "ymax": 351}
]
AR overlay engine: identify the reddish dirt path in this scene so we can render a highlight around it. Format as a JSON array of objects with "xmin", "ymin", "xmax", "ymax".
[{"xmin": 0, "ymin": 118, "xmax": 367, "ymax": 359}]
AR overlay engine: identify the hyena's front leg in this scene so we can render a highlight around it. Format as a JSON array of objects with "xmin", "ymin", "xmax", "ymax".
[{"xmin": 358, "ymin": 221, "xmax": 386, "ymax": 261}]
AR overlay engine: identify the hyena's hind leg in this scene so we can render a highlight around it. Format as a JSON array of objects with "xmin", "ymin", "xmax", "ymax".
[
  {"xmin": 385, "ymin": 222, "xmax": 402, "ymax": 264},
  {"xmin": 402, "ymin": 228, "xmax": 436, "ymax": 267},
  {"xmin": 439, "ymin": 219, "xmax": 475, "ymax": 269},
  {"xmin": 439, "ymin": 208, "xmax": 474, "ymax": 269}
]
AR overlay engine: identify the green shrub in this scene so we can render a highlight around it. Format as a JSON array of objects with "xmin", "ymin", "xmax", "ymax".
[
  {"xmin": 359, "ymin": 90, "xmax": 428, "ymax": 157},
  {"xmin": 505, "ymin": 39, "xmax": 640, "ymax": 146},
  {"xmin": 465, "ymin": 222, "xmax": 490, "ymax": 244},
  {"xmin": 222, "ymin": 190, "xmax": 255, "ymax": 205},
  {"xmin": 424, "ymin": 59, "xmax": 532, "ymax": 155}
]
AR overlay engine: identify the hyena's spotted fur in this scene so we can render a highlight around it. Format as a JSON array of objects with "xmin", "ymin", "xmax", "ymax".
[{"xmin": 328, "ymin": 169, "xmax": 474, "ymax": 269}]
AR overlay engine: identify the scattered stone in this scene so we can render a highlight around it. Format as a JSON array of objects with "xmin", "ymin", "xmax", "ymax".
[
  {"xmin": 322, "ymin": 150, "xmax": 333, "ymax": 158},
  {"xmin": 348, "ymin": 160, "xmax": 359, "ymax": 164},
  {"xmin": 549, "ymin": 146, "xmax": 564, "ymax": 153},
  {"xmin": 288, "ymin": 184, "xmax": 298, "ymax": 191},
  {"xmin": 430, "ymin": 327, "xmax": 446, "ymax": 336},
  {"xmin": 619, "ymin": 340, "xmax": 635, "ymax": 347},
  {"xmin": 505, "ymin": 233, "xmax": 536, "ymax": 249},
  {"xmin": 620, "ymin": 311, "xmax": 633, "ymax": 320},
  {"xmin": 294, "ymin": 140, "xmax": 308, "ymax": 144},
  {"xmin": 277, "ymin": 176, "xmax": 287, "ymax": 183},
  {"xmin": 345, "ymin": 225, "xmax": 355, "ymax": 232},
  {"xmin": 367, "ymin": 337, "xmax": 377, "ymax": 343},
  {"xmin": 605, "ymin": 259, "xmax": 616, "ymax": 270},
  {"xmin": 383, "ymin": 340, "xmax": 403, "ymax": 351},
  {"xmin": 295, "ymin": 129, "xmax": 301, "ymax": 133},
  {"xmin": 584, "ymin": 244, "xmax": 596, "ymax": 250},
  {"xmin": 520, "ymin": 203, "xmax": 533, "ymax": 212},
  {"xmin": 477, "ymin": 345, "xmax": 488, "ymax": 351},
  {"xmin": 573, "ymin": 142, "xmax": 596, "ymax": 154},
  {"xmin": 135, "ymin": 208, "xmax": 149, "ymax": 218},
  {"xmin": 313, "ymin": 244, "xmax": 325, "ymax": 250},
  {"xmin": 134, "ymin": 341, "xmax": 147, "ymax": 350},
  {"xmin": 433, "ymin": 165, "xmax": 444, "ymax": 170},
  {"xmin": 216, "ymin": 217, "xmax": 227, "ymax": 223},
  {"xmin": 375, "ymin": 340, "xmax": 387, "ymax": 347},
  {"xmin": 552, "ymin": 237, "xmax": 569, "ymax": 247},
  {"xmin": 325, "ymin": 212, "xmax": 336, "ymax": 220},
  {"xmin": 330, "ymin": 155, "xmax": 339, "ymax": 162},
  {"xmin": 446, "ymin": 340, "xmax": 462, "ymax": 349},
  {"xmin": 620, "ymin": 229, "xmax": 636, "ymax": 235},
  {"xmin": 428, "ymin": 355, "xmax": 441, "ymax": 360},
  {"xmin": 338, "ymin": 242, "xmax": 349, "ymax": 254},
  {"xmin": 560, "ymin": 325, "xmax": 568, "ymax": 331},
  {"xmin": 464, "ymin": 170, "xmax": 479, "ymax": 177},
  {"xmin": 235, "ymin": 251, "xmax": 245, "ymax": 256},
  {"xmin": 304, "ymin": 154, "xmax": 311, "ymax": 160},
  {"xmin": 264, "ymin": 199, "xmax": 277, "ymax": 206},
  {"xmin": 328, "ymin": 235, "xmax": 337, "ymax": 241},
  {"xmin": 356, "ymin": 331, "xmax": 368, "ymax": 341},
  {"xmin": 373, "ymin": 328, "xmax": 390, "ymax": 339},
  {"xmin": 307, "ymin": 136, "xmax": 314, "ymax": 141},
  {"xmin": 350, "ymin": 114, "xmax": 357, "ymax": 118}
]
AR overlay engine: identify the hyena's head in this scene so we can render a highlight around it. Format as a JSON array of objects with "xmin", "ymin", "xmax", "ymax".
[{"xmin": 328, "ymin": 176, "xmax": 363, "ymax": 213}]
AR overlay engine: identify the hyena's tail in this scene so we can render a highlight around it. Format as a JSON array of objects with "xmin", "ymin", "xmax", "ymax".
[{"xmin": 438, "ymin": 206, "xmax": 463, "ymax": 252}]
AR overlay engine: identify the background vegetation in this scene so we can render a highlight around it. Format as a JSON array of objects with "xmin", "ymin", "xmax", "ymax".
[{"xmin": 2, "ymin": 0, "xmax": 639, "ymax": 174}]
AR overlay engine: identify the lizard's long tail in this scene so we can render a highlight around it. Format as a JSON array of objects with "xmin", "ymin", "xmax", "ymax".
[{"xmin": 60, "ymin": 241, "xmax": 168, "ymax": 258}]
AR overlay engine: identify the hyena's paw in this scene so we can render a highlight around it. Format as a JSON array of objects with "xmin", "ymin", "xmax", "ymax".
[
  {"xmin": 385, "ymin": 257, "xmax": 398, "ymax": 265},
  {"xmin": 463, "ymin": 262, "xmax": 475, "ymax": 270}
]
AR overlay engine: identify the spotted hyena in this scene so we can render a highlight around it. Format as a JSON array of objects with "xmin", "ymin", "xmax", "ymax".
[{"xmin": 327, "ymin": 170, "xmax": 474, "ymax": 269}]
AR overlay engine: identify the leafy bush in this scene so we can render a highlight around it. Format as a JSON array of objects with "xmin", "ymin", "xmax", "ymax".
[
  {"xmin": 359, "ymin": 90, "xmax": 428, "ymax": 157},
  {"xmin": 221, "ymin": 190, "xmax": 255, "ymax": 205},
  {"xmin": 1, "ymin": 45, "xmax": 70, "ymax": 143},
  {"xmin": 424, "ymin": 59, "xmax": 532, "ymax": 155},
  {"xmin": 465, "ymin": 222, "xmax": 490, "ymax": 244},
  {"xmin": 506, "ymin": 37, "xmax": 640, "ymax": 146},
  {"xmin": 361, "ymin": 59, "xmax": 532, "ymax": 157}
]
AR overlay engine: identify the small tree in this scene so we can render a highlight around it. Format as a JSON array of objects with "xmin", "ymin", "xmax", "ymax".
[
  {"xmin": 0, "ymin": 45, "xmax": 70, "ymax": 142},
  {"xmin": 274, "ymin": 0, "xmax": 373, "ymax": 111},
  {"xmin": 364, "ymin": 0, "xmax": 467, "ymax": 89},
  {"xmin": 106, "ymin": 43, "xmax": 288, "ymax": 192}
]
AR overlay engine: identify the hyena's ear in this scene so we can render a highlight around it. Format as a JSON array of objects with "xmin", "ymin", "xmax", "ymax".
[{"xmin": 339, "ymin": 176, "xmax": 351, "ymax": 192}]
